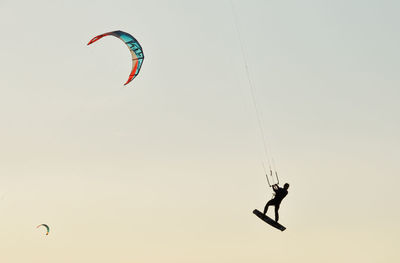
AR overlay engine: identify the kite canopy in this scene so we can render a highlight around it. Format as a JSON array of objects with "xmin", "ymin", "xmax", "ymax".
[
  {"xmin": 36, "ymin": 224, "xmax": 50, "ymax": 235},
  {"xmin": 87, "ymin": 30, "xmax": 144, "ymax": 85}
]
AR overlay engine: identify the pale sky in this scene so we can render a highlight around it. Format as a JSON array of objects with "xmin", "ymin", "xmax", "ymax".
[{"xmin": 1, "ymin": 0, "xmax": 399, "ymax": 262}]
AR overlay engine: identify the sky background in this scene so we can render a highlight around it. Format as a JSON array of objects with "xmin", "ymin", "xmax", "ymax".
[{"xmin": 1, "ymin": 0, "xmax": 399, "ymax": 262}]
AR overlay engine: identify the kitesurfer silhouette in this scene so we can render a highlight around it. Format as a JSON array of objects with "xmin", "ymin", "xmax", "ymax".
[{"xmin": 263, "ymin": 183, "xmax": 289, "ymax": 222}]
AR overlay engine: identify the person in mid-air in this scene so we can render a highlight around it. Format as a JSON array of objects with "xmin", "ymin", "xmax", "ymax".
[{"xmin": 263, "ymin": 183, "xmax": 289, "ymax": 222}]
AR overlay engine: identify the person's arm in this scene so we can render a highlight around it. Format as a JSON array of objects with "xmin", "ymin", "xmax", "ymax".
[{"xmin": 272, "ymin": 184, "xmax": 279, "ymax": 192}]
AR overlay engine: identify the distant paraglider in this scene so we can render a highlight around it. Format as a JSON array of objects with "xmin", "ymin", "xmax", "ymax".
[
  {"xmin": 87, "ymin": 30, "xmax": 144, "ymax": 85},
  {"xmin": 36, "ymin": 224, "xmax": 50, "ymax": 236}
]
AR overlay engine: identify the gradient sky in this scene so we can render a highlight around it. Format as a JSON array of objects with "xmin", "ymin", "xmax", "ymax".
[{"xmin": 1, "ymin": 0, "xmax": 399, "ymax": 262}]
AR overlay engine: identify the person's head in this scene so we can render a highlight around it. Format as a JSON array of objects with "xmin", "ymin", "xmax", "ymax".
[{"xmin": 284, "ymin": 183, "xmax": 289, "ymax": 189}]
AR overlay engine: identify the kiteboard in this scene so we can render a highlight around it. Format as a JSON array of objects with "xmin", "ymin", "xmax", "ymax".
[{"xmin": 253, "ymin": 209, "xmax": 286, "ymax": 231}]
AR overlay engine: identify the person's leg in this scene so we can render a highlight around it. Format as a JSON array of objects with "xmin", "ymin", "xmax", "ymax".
[
  {"xmin": 274, "ymin": 204, "xmax": 280, "ymax": 222},
  {"xmin": 263, "ymin": 199, "xmax": 275, "ymax": 215}
]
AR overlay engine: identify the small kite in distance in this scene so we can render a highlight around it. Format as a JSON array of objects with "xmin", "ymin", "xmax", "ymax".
[
  {"xmin": 36, "ymin": 224, "xmax": 50, "ymax": 236},
  {"xmin": 87, "ymin": 30, "xmax": 144, "ymax": 86}
]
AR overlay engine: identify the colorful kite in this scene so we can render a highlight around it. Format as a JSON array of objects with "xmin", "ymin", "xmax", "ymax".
[
  {"xmin": 36, "ymin": 224, "xmax": 50, "ymax": 236},
  {"xmin": 87, "ymin": 30, "xmax": 144, "ymax": 85}
]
